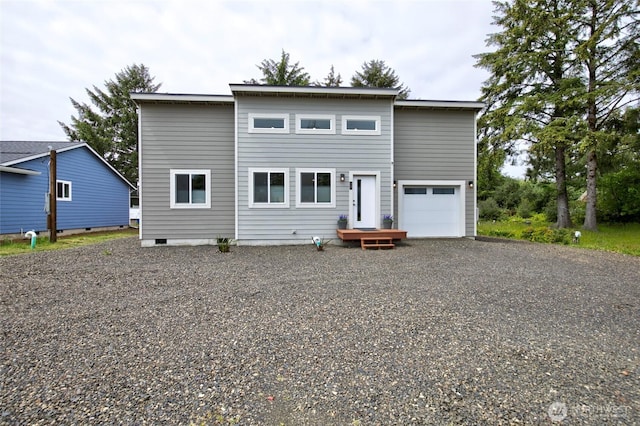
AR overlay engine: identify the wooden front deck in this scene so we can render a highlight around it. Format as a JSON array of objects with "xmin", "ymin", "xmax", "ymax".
[{"xmin": 336, "ymin": 228, "xmax": 407, "ymax": 249}]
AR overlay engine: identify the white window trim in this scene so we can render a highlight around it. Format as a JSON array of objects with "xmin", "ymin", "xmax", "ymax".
[
  {"xmin": 248, "ymin": 113, "xmax": 290, "ymax": 134},
  {"xmin": 295, "ymin": 168, "xmax": 336, "ymax": 208},
  {"xmin": 248, "ymin": 168, "xmax": 290, "ymax": 208},
  {"xmin": 295, "ymin": 114, "xmax": 336, "ymax": 135},
  {"xmin": 342, "ymin": 115, "xmax": 381, "ymax": 136},
  {"xmin": 56, "ymin": 180, "xmax": 72, "ymax": 201},
  {"xmin": 169, "ymin": 169, "xmax": 211, "ymax": 209}
]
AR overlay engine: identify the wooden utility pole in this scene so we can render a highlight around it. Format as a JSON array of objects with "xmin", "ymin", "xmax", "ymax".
[{"xmin": 48, "ymin": 149, "xmax": 57, "ymax": 243}]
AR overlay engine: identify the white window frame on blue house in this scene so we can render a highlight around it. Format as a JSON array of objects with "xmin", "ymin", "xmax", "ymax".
[
  {"xmin": 295, "ymin": 168, "xmax": 336, "ymax": 208},
  {"xmin": 295, "ymin": 114, "xmax": 335, "ymax": 134},
  {"xmin": 248, "ymin": 113, "xmax": 290, "ymax": 134},
  {"xmin": 248, "ymin": 168, "xmax": 290, "ymax": 208},
  {"xmin": 341, "ymin": 115, "xmax": 381, "ymax": 136},
  {"xmin": 56, "ymin": 180, "xmax": 72, "ymax": 201},
  {"xmin": 169, "ymin": 169, "xmax": 211, "ymax": 209}
]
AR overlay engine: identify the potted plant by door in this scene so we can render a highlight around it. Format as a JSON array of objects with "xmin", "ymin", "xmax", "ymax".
[
  {"xmin": 337, "ymin": 214, "xmax": 348, "ymax": 229},
  {"xmin": 382, "ymin": 215, "xmax": 394, "ymax": 229}
]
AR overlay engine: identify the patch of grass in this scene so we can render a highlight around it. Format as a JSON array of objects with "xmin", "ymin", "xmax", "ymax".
[
  {"xmin": 0, "ymin": 228, "xmax": 137, "ymax": 256},
  {"xmin": 478, "ymin": 219, "xmax": 640, "ymax": 256}
]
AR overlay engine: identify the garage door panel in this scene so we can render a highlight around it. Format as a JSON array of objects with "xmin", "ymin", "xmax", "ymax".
[{"xmin": 402, "ymin": 186, "xmax": 461, "ymax": 237}]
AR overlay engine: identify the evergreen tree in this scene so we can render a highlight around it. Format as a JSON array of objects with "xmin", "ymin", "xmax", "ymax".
[
  {"xmin": 574, "ymin": 0, "xmax": 639, "ymax": 230},
  {"xmin": 59, "ymin": 64, "xmax": 160, "ymax": 184},
  {"xmin": 350, "ymin": 59, "xmax": 410, "ymax": 99},
  {"xmin": 475, "ymin": 0, "xmax": 584, "ymax": 228},
  {"xmin": 322, "ymin": 65, "xmax": 343, "ymax": 87},
  {"xmin": 245, "ymin": 50, "xmax": 310, "ymax": 86}
]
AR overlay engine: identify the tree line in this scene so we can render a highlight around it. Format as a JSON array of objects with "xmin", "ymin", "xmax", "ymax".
[{"xmin": 475, "ymin": 0, "xmax": 638, "ymax": 230}]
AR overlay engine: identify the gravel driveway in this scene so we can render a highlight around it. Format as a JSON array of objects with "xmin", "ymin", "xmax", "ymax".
[{"xmin": 1, "ymin": 237, "xmax": 639, "ymax": 425}]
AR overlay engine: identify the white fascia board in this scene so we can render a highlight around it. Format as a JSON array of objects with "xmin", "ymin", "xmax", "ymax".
[
  {"xmin": 0, "ymin": 165, "xmax": 42, "ymax": 175},
  {"xmin": 229, "ymin": 84, "xmax": 399, "ymax": 98},
  {"xmin": 130, "ymin": 93, "xmax": 234, "ymax": 103},
  {"xmin": 395, "ymin": 100, "xmax": 485, "ymax": 110},
  {"xmin": 1, "ymin": 143, "xmax": 85, "ymax": 166}
]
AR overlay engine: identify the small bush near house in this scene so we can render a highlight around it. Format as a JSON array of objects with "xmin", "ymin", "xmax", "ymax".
[{"xmin": 216, "ymin": 237, "xmax": 232, "ymax": 253}]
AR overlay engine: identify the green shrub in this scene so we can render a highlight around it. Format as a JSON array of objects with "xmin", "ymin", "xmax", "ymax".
[
  {"xmin": 479, "ymin": 197, "xmax": 504, "ymax": 221},
  {"xmin": 520, "ymin": 226, "xmax": 571, "ymax": 244},
  {"xmin": 516, "ymin": 198, "xmax": 534, "ymax": 218},
  {"xmin": 488, "ymin": 229, "xmax": 517, "ymax": 238}
]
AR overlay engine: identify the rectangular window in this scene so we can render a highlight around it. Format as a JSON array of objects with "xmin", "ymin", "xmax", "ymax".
[
  {"xmin": 248, "ymin": 113, "xmax": 289, "ymax": 133},
  {"xmin": 295, "ymin": 114, "xmax": 335, "ymax": 134},
  {"xmin": 249, "ymin": 168, "xmax": 289, "ymax": 208},
  {"xmin": 56, "ymin": 180, "xmax": 72, "ymax": 201},
  {"xmin": 170, "ymin": 169, "xmax": 211, "ymax": 208},
  {"xmin": 296, "ymin": 169, "xmax": 336, "ymax": 208},
  {"xmin": 404, "ymin": 187, "xmax": 427, "ymax": 195},
  {"xmin": 433, "ymin": 188, "xmax": 456, "ymax": 195},
  {"xmin": 342, "ymin": 115, "xmax": 381, "ymax": 135}
]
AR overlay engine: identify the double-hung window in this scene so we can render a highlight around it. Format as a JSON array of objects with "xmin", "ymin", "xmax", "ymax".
[
  {"xmin": 296, "ymin": 169, "xmax": 335, "ymax": 208},
  {"xmin": 248, "ymin": 113, "xmax": 289, "ymax": 134},
  {"xmin": 342, "ymin": 115, "xmax": 381, "ymax": 135},
  {"xmin": 249, "ymin": 168, "xmax": 289, "ymax": 208},
  {"xmin": 56, "ymin": 180, "xmax": 72, "ymax": 201},
  {"xmin": 295, "ymin": 114, "xmax": 335, "ymax": 134},
  {"xmin": 170, "ymin": 169, "xmax": 211, "ymax": 208}
]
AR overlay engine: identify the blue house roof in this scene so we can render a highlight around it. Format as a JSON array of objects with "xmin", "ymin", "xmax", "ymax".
[{"xmin": 0, "ymin": 141, "xmax": 135, "ymax": 189}]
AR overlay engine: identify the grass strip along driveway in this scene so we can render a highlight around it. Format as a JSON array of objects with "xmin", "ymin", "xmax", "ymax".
[{"xmin": 1, "ymin": 237, "xmax": 639, "ymax": 424}]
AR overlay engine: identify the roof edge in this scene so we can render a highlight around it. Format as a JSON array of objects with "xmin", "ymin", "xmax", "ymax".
[
  {"xmin": 229, "ymin": 84, "xmax": 399, "ymax": 98},
  {"xmin": 395, "ymin": 100, "xmax": 485, "ymax": 110},
  {"xmin": 131, "ymin": 93, "xmax": 234, "ymax": 104}
]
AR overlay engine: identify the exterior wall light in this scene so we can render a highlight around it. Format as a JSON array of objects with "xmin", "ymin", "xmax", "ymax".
[
  {"xmin": 468, "ymin": 180, "xmax": 474, "ymax": 188},
  {"xmin": 340, "ymin": 173, "xmax": 345, "ymax": 182}
]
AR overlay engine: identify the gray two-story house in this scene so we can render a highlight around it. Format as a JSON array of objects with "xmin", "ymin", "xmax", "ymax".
[{"xmin": 132, "ymin": 85, "xmax": 482, "ymax": 247}]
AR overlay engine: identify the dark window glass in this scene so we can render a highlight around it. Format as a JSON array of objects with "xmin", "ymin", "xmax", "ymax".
[
  {"xmin": 301, "ymin": 172, "xmax": 315, "ymax": 203},
  {"xmin": 253, "ymin": 172, "xmax": 268, "ymax": 203},
  {"xmin": 433, "ymin": 188, "xmax": 455, "ymax": 195},
  {"xmin": 175, "ymin": 174, "xmax": 190, "ymax": 203},
  {"xmin": 317, "ymin": 173, "xmax": 331, "ymax": 203},
  {"xmin": 300, "ymin": 119, "xmax": 331, "ymax": 130},
  {"xmin": 254, "ymin": 118, "xmax": 285, "ymax": 129},
  {"xmin": 404, "ymin": 187, "xmax": 427, "ymax": 195},
  {"xmin": 346, "ymin": 119, "xmax": 376, "ymax": 131}
]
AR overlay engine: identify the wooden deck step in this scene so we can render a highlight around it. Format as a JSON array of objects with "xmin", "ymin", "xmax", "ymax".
[{"xmin": 361, "ymin": 237, "xmax": 395, "ymax": 250}]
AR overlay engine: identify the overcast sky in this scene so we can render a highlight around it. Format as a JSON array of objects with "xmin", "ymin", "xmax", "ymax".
[{"xmin": 1, "ymin": 0, "xmax": 518, "ymax": 174}]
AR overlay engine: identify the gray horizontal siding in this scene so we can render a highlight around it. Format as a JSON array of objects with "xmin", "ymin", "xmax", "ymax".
[
  {"xmin": 394, "ymin": 109, "xmax": 477, "ymax": 236},
  {"xmin": 140, "ymin": 103, "xmax": 235, "ymax": 241},
  {"xmin": 237, "ymin": 96, "xmax": 394, "ymax": 242}
]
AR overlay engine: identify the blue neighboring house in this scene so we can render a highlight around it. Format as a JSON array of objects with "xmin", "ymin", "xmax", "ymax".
[{"xmin": 0, "ymin": 141, "xmax": 135, "ymax": 236}]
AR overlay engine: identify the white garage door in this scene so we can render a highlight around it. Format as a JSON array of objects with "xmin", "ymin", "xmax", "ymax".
[{"xmin": 402, "ymin": 186, "xmax": 461, "ymax": 237}]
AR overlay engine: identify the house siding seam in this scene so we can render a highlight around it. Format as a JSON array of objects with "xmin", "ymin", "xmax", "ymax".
[
  {"xmin": 393, "ymin": 109, "xmax": 477, "ymax": 236},
  {"xmin": 236, "ymin": 96, "xmax": 394, "ymax": 244},
  {"xmin": 138, "ymin": 103, "xmax": 235, "ymax": 242}
]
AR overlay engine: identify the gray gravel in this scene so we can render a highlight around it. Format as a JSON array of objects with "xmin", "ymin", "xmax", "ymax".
[{"xmin": 1, "ymin": 237, "xmax": 639, "ymax": 425}]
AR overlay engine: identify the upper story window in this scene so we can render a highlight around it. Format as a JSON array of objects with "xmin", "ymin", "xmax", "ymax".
[
  {"xmin": 170, "ymin": 169, "xmax": 211, "ymax": 209},
  {"xmin": 57, "ymin": 180, "xmax": 72, "ymax": 201},
  {"xmin": 342, "ymin": 115, "xmax": 381, "ymax": 136},
  {"xmin": 295, "ymin": 114, "xmax": 335, "ymax": 134},
  {"xmin": 248, "ymin": 113, "xmax": 289, "ymax": 134},
  {"xmin": 248, "ymin": 168, "xmax": 290, "ymax": 208}
]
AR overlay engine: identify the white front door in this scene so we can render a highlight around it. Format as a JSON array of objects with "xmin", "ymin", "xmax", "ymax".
[{"xmin": 353, "ymin": 175, "xmax": 377, "ymax": 229}]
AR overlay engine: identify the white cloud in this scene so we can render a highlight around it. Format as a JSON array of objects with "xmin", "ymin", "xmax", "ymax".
[{"xmin": 0, "ymin": 0, "xmax": 496, "ymax": 140}]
